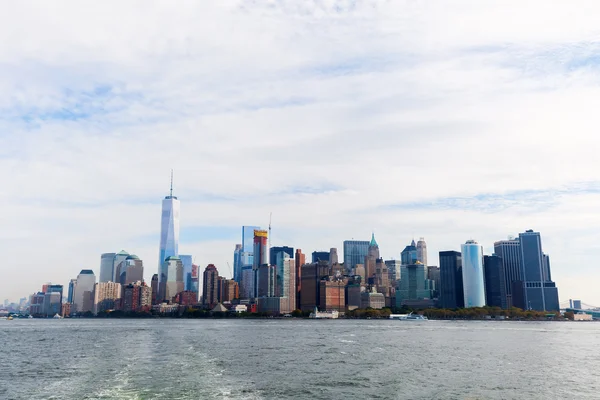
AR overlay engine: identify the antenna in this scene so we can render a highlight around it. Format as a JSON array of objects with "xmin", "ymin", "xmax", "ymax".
[
  {"xmin": 268, "ymin": 212, "xmax": 272, "ymax": 250},
  {"xmin": 170, "ymin": 169, "xmax": 174, "ymax": 197}
]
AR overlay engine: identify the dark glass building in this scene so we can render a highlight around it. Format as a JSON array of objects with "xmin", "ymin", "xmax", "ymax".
[
  {"xmin": 483, "ymin": 255, "xmax": 508, "ymax": 309},
  {"xmin": 312, "ymin": 251, "xmax": 330, "ymax": 264},
  {"xmin": 270, "ymin": 246, "xmax": 294, "ymax": 266},
  {"xmin": 343, "ymin": 240, "xmax": 369, "ymax": 273},
  {"xmin": 439, "ymin": 251, "xmax": 464, "ymax": 309}
]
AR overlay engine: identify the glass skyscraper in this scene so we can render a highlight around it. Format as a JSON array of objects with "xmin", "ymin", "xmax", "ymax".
[
  {"xmin": 99, "ymin": 253, "xmax": 116, "ymax": 283},
  {"xmin": 461, "ymin": 240, "xmax": 486, "ymax": 308},
  {"xmin": 519, "ymin": 230, "xmax": 559, "ymax": 311},
  {"xmin": 180, "ymin": 255, "xmax": 193, "ymax": 290},
  {"xmin": 439, "ymin": 251, "xmax": 463, "ymax": 309},
  {"xmin": 158, "ymin": 174, "xmax": 180, "ymax": 294},
  {"xmin": 343, "ymin": 240, "xmax": 369, "ymax": 273}
]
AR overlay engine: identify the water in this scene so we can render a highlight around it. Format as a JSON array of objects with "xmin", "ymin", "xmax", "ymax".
[{"xmin": 1, "ymin": 319, "xmax": 598, "ymax": 399}]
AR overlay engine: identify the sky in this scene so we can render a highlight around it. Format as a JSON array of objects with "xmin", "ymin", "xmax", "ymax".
[{"xmin": 1, "ymin": 1, "xmax": 600, "ymax": 306}]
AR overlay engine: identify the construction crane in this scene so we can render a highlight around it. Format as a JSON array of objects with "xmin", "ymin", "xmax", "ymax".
[
  {"xmin": 268, "ymin": 212, "xmax": 272, "ymax": 249},
  {"xmin": 226, "ymin": 262, "xmax": 233, "ymax": 279}
]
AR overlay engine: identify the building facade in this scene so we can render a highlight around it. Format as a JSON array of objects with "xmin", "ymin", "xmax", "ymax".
[
  {"xmin": 202, "ymin": 264, "xmax": 220, "ymax": 308},
  {"xmin": 158, "ymin": 175, "xmax": 180, "ymax": 284},
  {"xmin": 416, "ymin": 237, "xmax": 428, "ymax": 266},
  {"xmin": 99, "ymin": 252, "xmax": 116, "ymax": 283},
  {"xmin": 93, "ymin": 282, "xmax": 122, "ymax": 314},
  {"xmin": 484, "ymin": 255, "xmax": 508, "ymax": 309},
  {"xmin": 73, "ymin": 269, "xmax": 96, "ymax": 314},
  {"xmin": 395, "ymin": 262, "xmax": 435, "ymax": 307},
  {"xmin": 439, "ymin": 251, "xmax": 464, "ymax": 309},
  {"xmin": 461, "ymin": 240, "xmax": 486, "ymax": 308},
  {"xmin": 343, "ymin": 240, "xmax": 369, "ymax": 274}
]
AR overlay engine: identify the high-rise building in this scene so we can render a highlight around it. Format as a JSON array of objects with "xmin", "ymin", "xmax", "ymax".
[
  {"xmin": 300, "ymin": 262, "xmax": 330, "ymax": 311},
  {"xmin": 93, "ymin": 282, "xmax": 122, "ymax": 314},
  {"xmin": 233, "ymin": 244, "xmax": 243, "ymax": 283},
  {"xmin": 29, "ymin": 292, "xmax": 46, "ymax": 316},
  {"xmin": 43, "ymin": 292, "xmax": 62, "ymax": 316},
  {"xmin": 385, "ymin": 260, "xmax": 402, "ymax": 284},
  {"xmin": 73, "ymin": 270, "xmax": 96, "ymax": 313},
  {"xmin": 417, "ymin": 238, "xmax": 428, "ymax": 266},
  {"xmin": 99, "ymin": 253, "xmax": 116, "ymax": 283},
  {"xmin": 295, "ymin": 249, "xmax": 306, "ymax": 310},
  {"xmin": 401, "ymin": 240, "xmax": 418, "ymax": 265},
  {"xmin": 427, "ymin": 266, "xmax": 440, "ymax": 299},
  {"xmin": 257, "ymin": 264, "xmax": 276, "ymax": 297},
  {"xmin": 364, "ymin": 233, "xmax": 380, "ymax": 281},
  {"xmin": 180, "ymin": 255, "xmax": 193, "ymax": 291},
  {"xmin": 461, "ymin": 240, "xmax": 486, "ymax": 308},
  {"xmin": 115, "ymin": 255, "xmax": 144, "ymax": 286},
  {"xmin": 395, "ymin": 262, "xmax": 435, "ymax": 307},
  {"xmin": 329, "ymin": 248, "xmax": 339, "ymax": 265},
  {"xmin": 151, "ymin": 274, "xmax": 158, "ymax": 305},
  {"xmin": 252, "ymin": 230, "xmax": 269, "ymax": 298},
  {"xmin": 219, "ymin": 279, "xmax": 239, "ymax": 303},
  {"xmin": 493, "ymin": 238, "xmax": 522, "ymax": 308},
  {"xmin": 158, "ymin": 172, "xmax": 180, "ymax": 280},
  {"xmin": 439, "ymin": 251, "xmax": 463, "ymax": 309},
  {"xmin": 112, "ymin": 250, "xmax": 130, "ymax": 282},
  {"xmin": 312, "ymin": 251, "xmax": 330, "ymax": 264},
  {"xmin": 68, "ymin": 279, "xmax": 77, "ymax": 303},
  {"xmin": 45, "ymin": 284, "xmax": 63, "ymax": 305},
  {"xmin": 159, "ymin": 256, "xmax": 184, "ymax": 303},
  {"xmin": 484, "ymin": 255, "xmax": 508, "ymax": 309},
  {"xmin": 190, "ymin": 264, "xmax": 199, "ymax": 294},
  {"xmin": 319, "ymin": 278, "xmax": 346, "ymax": 312},
  {"xmin": 518, "ymin": 230, "xmax": 559, "ymax": 311},
  {"xmin": 343, "ymin": 240, "xmax": 369, "ymax": 274},
  {"xmin": 202, "ymin": 264, "xmax": 220, "ymax": 308},
  {"xmin": 241, "ymin": 225, "xmax": 260, "ymax": 266},
  {"xmin": 270, "ymin": 246, "xmax": 294, "ymax": 267}
]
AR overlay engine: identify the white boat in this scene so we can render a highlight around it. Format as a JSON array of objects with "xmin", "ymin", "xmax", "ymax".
[
  {"xmin": 53, "ymin": 313, "xmax": 63, "ymax": 319},
  {"xmin": 389, "ymin": 312, "xmax": 428, "ymax": 321}
]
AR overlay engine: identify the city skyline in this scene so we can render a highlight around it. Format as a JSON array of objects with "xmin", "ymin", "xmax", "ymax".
[{"xmin": 1, "ymin": 2, "xmax": 600, "ymax": 305}]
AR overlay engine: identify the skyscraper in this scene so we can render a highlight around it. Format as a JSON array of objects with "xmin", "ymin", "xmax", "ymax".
[
  {"xmin": 112, "ymin": 250, "xmax": 130, "ymax": 282},
  {"xmin": 68, "ymin": 279, "xmax": 77, "ymax": 303},
  {"xmin": 493, "ymin": 238, "xmax": 522, "ymax": 308},
  {"xmin": 159, "ymin": 256, "xmax": 184, "ymax": 303},
  {"xmin": 270, "ymin": 246, "xmax": 294, "ymax": 267},
  {"xmin": 93, "ymin": 282, "xmax": 122, "ymax": 315},
  {"xmin": 73, "ymin": 269, "xmax": 96, "ymax": 313},
  {"xmin": 311, "ymin": 251, "xmax": 330, "ymax": 264},
  {"xmin": 233, "ymin": 244, "xmax": 243, "ymax": 283},
  {"xmin": 115, "ymin": 255, "xmax": 144, "ymax": 286},
  {"xmin": 343, "ymin": 240, "xmax": 369, "ymax": 274},
  {"xmin": 329, "ymin": 248, "xmax": 338, "ymax": 265},
  {"xmin": 484, "ymin": 255, "xmax": 508, "ymax": 309},
  {"xmin": 252, "ymin": 229, "xmax": 269, "ymax": 298},
  {"xmin": 401, "ymin": 240, "xmax": 418, "ymax": 265},
  {"xmin": 99, "ymin": 253, "xmax": 116, "ymax": 283},
  {"xmin": 202, "ymin": 264, "xmax": 219, "ymax": 308},
  {"xmin": 518, "ymin": 230, "xmax": 559, "ymax": 311},
  {"xmin": 295, "ymin": 249, "xmax": 306, "ymax": 310},
  {"xmin": 151, "ymin": 274, "xmax": 158, "ymax": 305},
  {"xmin": 416, "ymin": 238, "xmax": 428, "ymax": 266},
  {"xmin": 439, "ymin": 251, "xmax": 463, "ymax": 309},
  {"xmin": 365, "ymin": 233, "xmax": 380, "ymax": 281},
  {"xmin": 158, "ymin": 171, "xmax": 180, "ymax": 275},
  {"xmin": 180, "ymin": 255, "xmax": 193, "ymax": 290},
  {"xmin": 461, "ymin": 240, "xmax": 486, "ymax": 308}
]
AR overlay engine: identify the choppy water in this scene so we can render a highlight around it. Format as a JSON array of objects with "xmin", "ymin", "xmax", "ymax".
[{"xmin": 1, "ymin": 319, "xmax": 599, "ymax": 399}]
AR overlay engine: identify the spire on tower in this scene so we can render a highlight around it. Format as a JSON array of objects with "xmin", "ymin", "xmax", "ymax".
[{"xmin": 170, "ymin": 169, "xmax": 174, "ymax": 197}]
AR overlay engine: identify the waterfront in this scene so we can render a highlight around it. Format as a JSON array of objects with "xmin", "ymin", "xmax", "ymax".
[{"xmin": 1, "ymin": 319, "xmax": 598, "ymax": 399}]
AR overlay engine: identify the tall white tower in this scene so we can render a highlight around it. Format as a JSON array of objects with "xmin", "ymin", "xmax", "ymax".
[
  {"xmin": 158, "ymin": 170, "xmax": 180, "ymax": 284},
  {"xmin": 461, "ymin": 240, "xmax": 486, "ymax": 308},
  {"xmin": 416, "ymin": 237, "xmax": 428, "ymax": 266}
]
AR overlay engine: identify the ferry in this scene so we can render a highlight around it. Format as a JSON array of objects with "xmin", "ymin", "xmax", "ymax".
[{"xmin": 389, "ymin": 312, "xmax": 428, "ymax": 321}]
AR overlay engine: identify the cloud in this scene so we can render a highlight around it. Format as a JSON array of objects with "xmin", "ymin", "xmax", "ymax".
[{"xmin": 1, "ymin": 1, "xmax": 600, "ymax": 306}]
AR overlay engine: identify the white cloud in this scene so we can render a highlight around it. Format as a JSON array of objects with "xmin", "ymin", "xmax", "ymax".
[{"xmin": 1, "ymin": 1, "xmax": 599, "ymax": 306}]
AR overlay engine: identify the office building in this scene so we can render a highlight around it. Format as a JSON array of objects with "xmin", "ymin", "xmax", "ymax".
[
  {"xmin": 461, "ymin": 240, "xmax": 486, "ymax": 308},
  {"xmin": 385, "ymin": 260, "xmax": 401, "ymax": 285},
  {"xmin": 45, "ymin": 284, "xmax": 63, "ymax": 305},
  {"xmin": 73, "ymin": 269, "xmax": 96, "ymax": 313},
  {"xmin": 202, "ymin": 264, "xmax": 220, "ymax": 308},
  {"xmin": 159, "ymin": 256, "xmax": 184, "ymax": 303},
  {"xmin": 158, "ymin": 172, "xmax": 180, "ymax": 280},
  {"xmin": 233, "ymin": 244, "xmax": 243, "ymax": 283},
  {"xmin": 329, "ymin": 248, "xmax": 339, "ymax": 265},
  {"xmin": 241, "ymin": 225, "xmax": 260, "ymax": 266},
  {"xmin": 295, "ymin": 249, "xmax": 306, "ymax": 310},
  {"xmin": 484, "ymin": 255, "xmax": 508, "ymax": 309},
  {"xmin": 343, "ymin": 240, "xmax": 369, "ymax": 274},
  {"xmin": 99, "ymin": 253, "xmax": 116, "ymax": 283},
  {"xmin": 270, "ymin": 246, "xmax": 294, "ymax": 267},
  {"xmin": 219, "ymin": 279, "xmax": 239, "ymax": 303},
  {"xmin": 300, "ymin": 262, "xmax": 329, "ymax": 311},
  {"xmin": 401, "ymin": 240, "xmax": 418, "ymax": 265},
  {"xmin": 439, "ymin": 251, "xmax": 464, "ymax": 309},
  {"xmin": 252, "ymin": 230, "xmax": 269, "ymax": 298},
  {"xmin": 180, "ymin": 255, "xmax": 193, "ymax": 291},
  {"xmin": 427, "ymin": 266, "xmax": 440, "ymax": 299},
  {"xmin": 116, "ymin": 255, "xmax": 144, "ymax": 286},
  {"xmin": 29, "ymin": 292, "xmax": 46, "ymax": 316},
  {"xmin": 257, "ymin": 264, "xmax": 276, "ymax": 297},
  {"xmin": 395, "ymin": 262, "xmax": 435, "ymax": 307},
  {"xmin": 151, "ymin": 274, "xmax": 158, "ymax": 305},
  {"xmin": 190, "ymin": 264, "xmax": 199, "ymax": 294},
  {"xmin": 417, "ymin": 238, "xmax": 428, "ymax": 266},
  {"xmin": 93, "ymin": 282, "xmax": 122, "ymax": 314},
  {"xmin": 493, "ymin": 239, "xmax": 522, "ymax": 308},
  {"xmin": 67, "ymin": 279, "xmax": 77, "ymax": 303},
  {"xmin": 44, "ymin": 292, "xmax": 62, "ymax": 316},
  {"xmin": 364, "ymin": 233, "xmax": 380, "ymax": 280},
  {"xmin": 112, "ymin": 250, "xmax": 130, "ymax": 282},
  {"xmin": 319, "ymin": 278, "xmax": 346, "ymax": 312},
  {"xmin": 518, "ymin": 230, "xmax": 559, "ymax": 311},
  {"xmin": 312, "ymin": 251, "xmax": 330, "ymax": 264}
]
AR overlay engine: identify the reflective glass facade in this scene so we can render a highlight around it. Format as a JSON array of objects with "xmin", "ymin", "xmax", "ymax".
[
  {"xmin": 343, "ymin": 240, "xmax": 369, "ymax": 273},
  {"xmin": 158, "ymin": 196, "xmax": 180, "ymax": 278},
  {"xmin": 99, "ymin": 253, "xmax": 116, "ymax": 283},
  {"xmin": 461, "ymin": 241, "xmax": 486, "ymax": 308}
]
